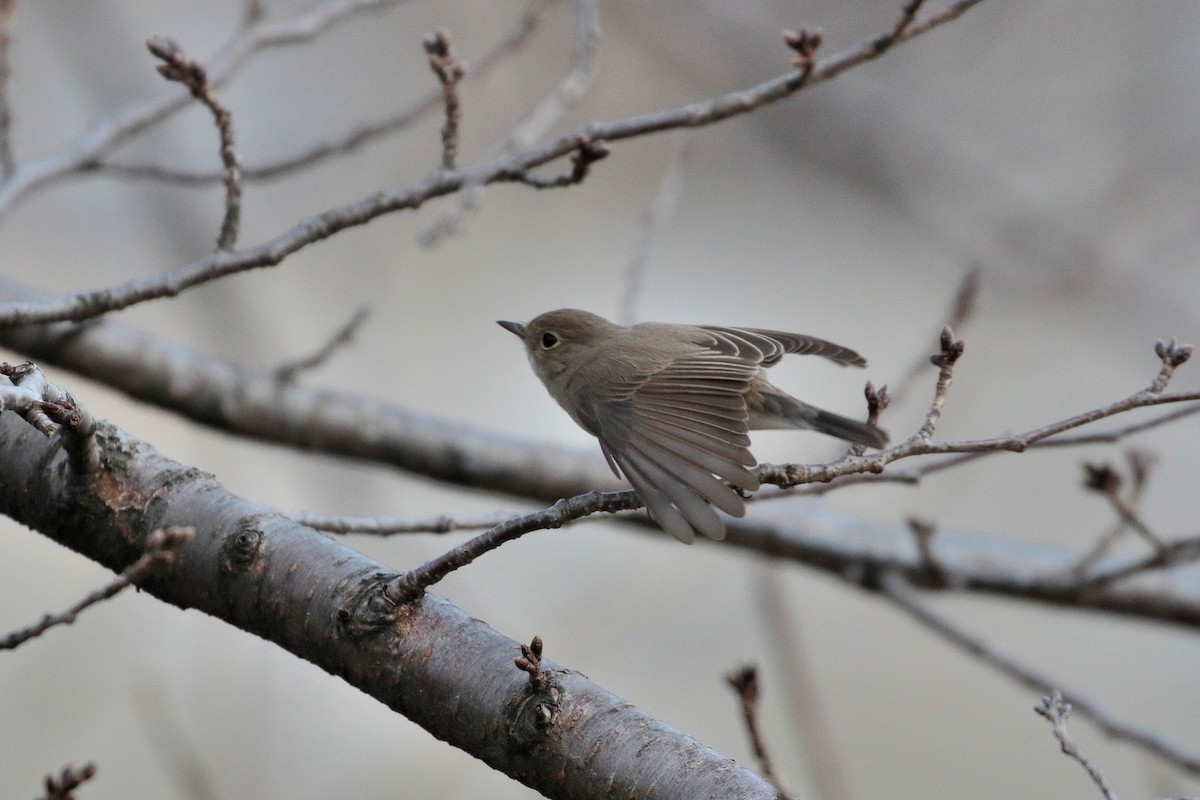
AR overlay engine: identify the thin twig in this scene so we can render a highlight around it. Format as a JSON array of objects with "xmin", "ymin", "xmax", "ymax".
[
  {"xmin": 0, "ymin": 0, "xmax": 418, "ymax": 215},
  {"xmin": 423, "ymin": 30, "xmax": 465, "ymax": 170},
  {"xmin": 418, "ymin": 0, "xmax": 602, "ymax": 245},
  {"xmin": 0, "ymin": 0, "xmax": 16, "ymax": 179},
  {"xmin": 756, "ymin": 573, "xmax": 851, "ymax": 800},
  {"xmin": 99, "ymin": 0, "xmax": 554, "ymax": 185},
  {"xmin": 0, "ymin": 528, "xmax": 194, "ymax": 650},
  {"xmin": 147, "ymin": 36, "xmax": 242, "ymax": 251},
  {"xmin": 918, "ymin": 325, "xmax": 965, "ymax": 438},
  {"xmin": 0, "ymin": 0, "xmax": 990, "ymax": 327},
  {"xmin": 292, "ymin": 509, "xmax": 524, "ymax": 535},
  {"xmin": 880, "ymin": 572, "xmax": 1200, "ymax": 778},
  {"xmin": 274, "ymin": 306, "xmax": 368, "ymax": 383},
  {"xmin": 726, "ymin": 665, "xmax": 790, "ymax": 797},
  {"xmin": 38, "ymin": 763, "xmax": 98, "ymax": 800},
  {"xmin": 1082, "ymin": 461, "xmax": 1166, "ymax": 552},
  {"xmin": 617, "ymin": 133, "xmax": 692, "ymax": 325},
  {"xmin": 1072, "ymin": 450, "xmax": 1158, "ymax": 576},
  {"xmin": 385, "ymin": 490, "xmax": 639, "ymax": 603},
  {"xmin": 891, "ymin": 266, "xmax": 980, "ymax": 405},
  {"xmin": 1035, "ymin": 691, "xmax": 1119, "ymax": 800}
]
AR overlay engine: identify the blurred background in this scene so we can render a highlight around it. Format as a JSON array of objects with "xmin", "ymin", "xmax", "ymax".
[{"xmin": 2, "ymin": 1, "xmax": 1200, "ymax": 798}]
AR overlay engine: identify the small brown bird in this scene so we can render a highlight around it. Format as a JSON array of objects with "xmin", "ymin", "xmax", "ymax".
[{"xmin": 498, "ymin": 309, "xmax": 888, "ymax": 543}]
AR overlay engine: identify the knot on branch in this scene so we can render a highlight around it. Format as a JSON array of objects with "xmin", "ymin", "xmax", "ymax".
[{"xmin": 220, "ymin": 515, "xmax": 266, "ymax": 572}]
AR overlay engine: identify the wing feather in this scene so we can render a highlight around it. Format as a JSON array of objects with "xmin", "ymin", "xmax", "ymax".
[{"xmin": 702, "ymin": 326, "xmax": 868, "ymax": 368}]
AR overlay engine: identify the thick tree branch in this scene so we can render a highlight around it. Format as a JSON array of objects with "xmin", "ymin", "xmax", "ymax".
[
  {"xmin": 3, "ymin": 278, "xmax": 1200, "ymax": 627},
  {"xmin": 0, "ymin": 410, "xmax": 779, "ymax": 800}
]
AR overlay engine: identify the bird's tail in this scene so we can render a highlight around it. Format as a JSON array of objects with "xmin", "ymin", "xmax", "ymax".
[
  {"xmin": 808, "ymin": 406, "xmax": 889, "ymax": 449},
  {"xmin": 749, "ymin": 391, "xmax": 889, "ymax": 449}
]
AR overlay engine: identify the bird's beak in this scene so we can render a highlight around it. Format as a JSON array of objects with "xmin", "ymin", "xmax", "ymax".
[{"xmin": 497, "ymin": 320, "xmax": 526, "ymax": 339}]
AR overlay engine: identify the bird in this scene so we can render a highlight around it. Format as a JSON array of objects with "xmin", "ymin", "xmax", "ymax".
[{"xmin": 498, "ymin": 309, "xmax": 888, "ymax": 543}]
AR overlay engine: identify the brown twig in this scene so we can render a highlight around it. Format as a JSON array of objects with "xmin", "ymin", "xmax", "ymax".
[
  {"xmin": 273, "ymin": 305, "xmax": 369, "ymax": 383},
  {"xmin": 1082, "ymin": 461, "xmax": 1166, "ymax": 552},
  {"xmin": 384, "ymin": 490, "xmax": 638, "ymax": 603},
  {"xmin": 755, "ymin": 572, "xmax": 850, "ymax": 800},
  {"xmin": 0, "ymin": 0, "xmax": 990, "ymax": 326},
  {"xmin": 423, "ymin": 30, "xmax": 465, "ymax": 170},
  {"xmin": 501, "ymin": 134, "xmax": 610, "ymax": 188},
  {"xmin": 1, "ymin": 361, "xmax": 98, "ymax": 471},
  {"xmin": 907, "ymin": 517, "xmax": 947, "ymax": 582},
  {"xmin": 99, "ymin": 1, "xmax": 554, "ymax": 186},
  {"xmin": 0, "ymin": 0, "xmax": 416, "ymax": 214},
  {"xmin": 419, "ymin": 0, "xmax": 601, "ymax": 246},
  {"xmin": 39, "ymin": 763, "xmax": 98, "ymax": 800},
  {"xmin": 891, "ymin": 267, "xmax": 981, "ymax": 404},
  {"xmin": 1071, "ymin": 450, "xmax": 1158, "ymax": 576},
  {"xmin": 1035, "ymin": 691, "xmax": 1119, "ymax": 800},
  {"xmin": 0, "ymin": 0, "xmax": 15, "ymax": 179},
  {"xmin": 292, "ymin": 508, "xmax": 524, "ymax": 535},
  {"xmin": 726, "ymin": 665, "xmax": 789, "ymax": 797},
  {"xmin": 146, "ymin": 36, "xmax": 242, "ymax": 251},
  {"xmin": 782, "ymin": 27, "xmax": 823, "ymax": 81},
  {"xmin": 918, "ymin": 324, "xmax": 965, "ymax": 438},
  {"xmin": 0, "ymin": 527, "xmax": 194, "ymax": 650},
  {"xmin": 880, "ymin": 572, "xmax": 1200, "ymax": 777}
]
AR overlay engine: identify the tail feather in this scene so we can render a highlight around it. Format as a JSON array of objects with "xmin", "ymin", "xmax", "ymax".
[
  {"xmin": 810, "ymin": 407, "xmax": 889, "ymax": 449},
  {"xmin": 749, "ymin": 390, "xmax": 889, "ymax": 449}
]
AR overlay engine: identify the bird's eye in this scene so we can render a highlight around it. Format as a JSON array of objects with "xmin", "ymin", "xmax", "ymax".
[{"xmin": 541, "ymin": 332, "xmax": 560, "ymax": 349}]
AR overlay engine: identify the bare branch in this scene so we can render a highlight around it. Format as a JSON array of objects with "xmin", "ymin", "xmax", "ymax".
[
  {"xmin": 0, "ymin": 413, "xmax": 781, "ymax": 800},
  {"xmin": 755, "ymin": 572, "xmax": 851, "ymax": 800},
  {"xmin": 0, "ymin": 0, "xmax": 990, "ymax": 327},
  {"xmin": 1082, "ymin": 461, "xmax": 1166, "ymax": 551},
  {"xmin": 879, "ymin": 572, "xmax": 1200, "ymax": 777},
  {"xmin": 292, "ymin": 509, "xmax": 524, "ymax": 535},
  {"xmin": 0, "ymin": 527, "xmax": 194, "ymax": 650},
  {"xmin": 918, "ymin": 324, "xmax": 965, "ymax": 438},
  {"xmin": 0, "ymin": 0, "xmax": 15, "ymax": 179},
  {"xmin": 726, "ymin": 665, "xmax": 790, "ymax": 797},
  {"xmin": 146, "ymin": 36, "xmax": 242, "ymax": 250},
  {"xmin": 38, "ymin": 763, "xmax": 98, "ymax": 800},
  {"xmin": 385, "ymin": 490, "xmax": 638, "ymax": 603},
  {"xmin": 273, "ymin": 305, "xmax": 369, "ymax": 383},
  {"xmin": 420, "ymin": 0, "xmax": 601, "ymax": 245},
  {"xmin": 501, "ymin": 134, "xmax": 610, "ymax": 188},
  {"xmin": 423, "ymin": 29, "xmax": 465, "ymax": 170},
  {"xmin": 98, "ymin": 0, "xmax": 554, "ymax": 186},
  {"xmin": 1034, "ymin": 691, "xmax": 1119, "ymax": 800},
  {"xmin": 0, "ymin": 0, "xmax": 420, "ymax": 215}
]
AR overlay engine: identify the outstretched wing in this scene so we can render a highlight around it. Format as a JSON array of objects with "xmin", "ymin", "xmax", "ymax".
[
  {"xmin": 702, "ymin": 326, "xmax": 868, "ymax": 368},
  {"xmin": 583, "ymin": 328, "xmax": 766, "ymax": 543}
]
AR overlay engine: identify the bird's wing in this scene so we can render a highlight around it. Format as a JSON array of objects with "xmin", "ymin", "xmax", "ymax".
[
  {"xmin": 703, "ymin": 326, "xmax": 868, "ymax": 368},
  {"xmin": 584, "ymin": 328, "xmax": 765, "ymax": 543}
]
